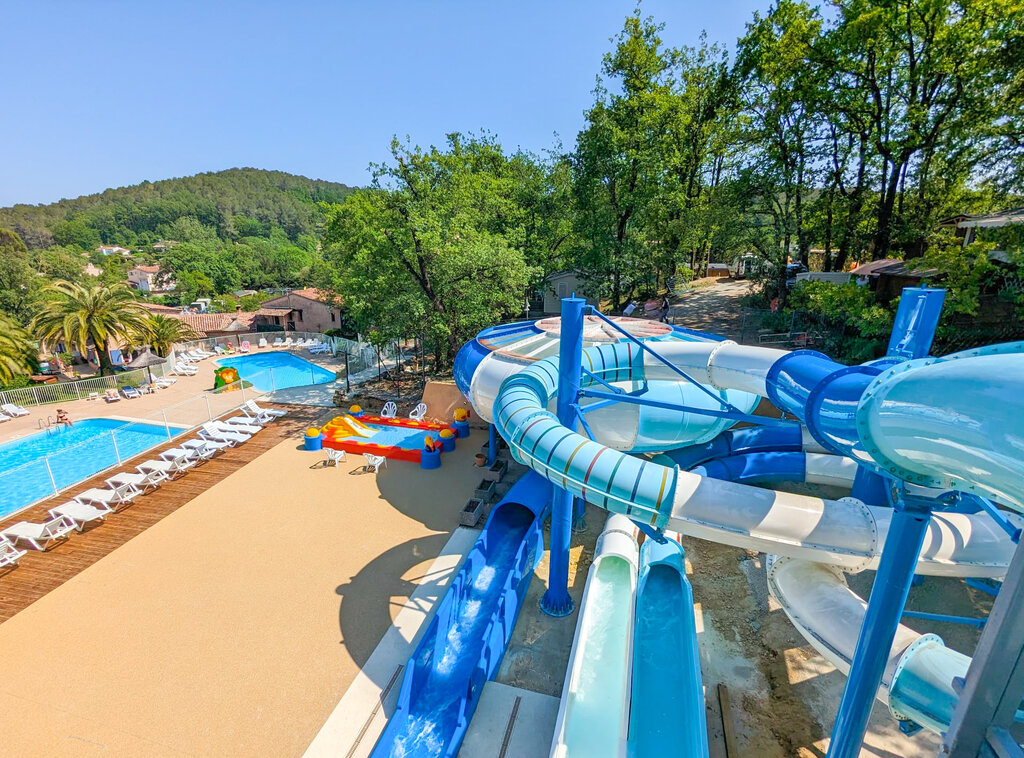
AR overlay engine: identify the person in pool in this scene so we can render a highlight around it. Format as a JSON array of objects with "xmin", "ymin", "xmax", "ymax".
[{"xmin": 55, "ymin": 408, "xmax": 72, "ymax": 428}]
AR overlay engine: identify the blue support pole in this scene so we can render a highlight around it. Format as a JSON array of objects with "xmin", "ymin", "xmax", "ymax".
[
  {"xmin": 828, "ymin": 492, "xmax": 932, "ymax": 758},
  {"xmin": 487, "ymin": 423, "xmax": 498, "ymax": 466},
  {"xmin": 572, "ymin": 496, "xmax": 587, "ymax": 533},
  {"xmin": 540, "ymin": 296, "xmax": 585, "ymax": 618},
  {"xmin": 850, "ymin": 466, "xmax": 889, "ymax": 505}
]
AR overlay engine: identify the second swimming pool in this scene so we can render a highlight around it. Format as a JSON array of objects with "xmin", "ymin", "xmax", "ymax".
[{"xmin": 216, "ymin": 351, "xmax": 336, "ymax": 392}]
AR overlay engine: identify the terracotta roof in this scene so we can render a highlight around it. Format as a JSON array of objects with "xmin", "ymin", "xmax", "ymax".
[
  {"xmin": 175, "ymin": 312, "xmax": 258, "ymax": 334},
  {"xmin": 256, "ymin": 307, "xmax": 292, "ymax": 315},
  {"xmin": 138, "ymin": 302, "xmax": 182, "ymax": 313},
  {"xmin": 264, "ymin": 288, "xmax": 333, "ymax": 304},
  {"xmin": 132, "ymin": 265, "xmax": 161, "ymax": 274}
]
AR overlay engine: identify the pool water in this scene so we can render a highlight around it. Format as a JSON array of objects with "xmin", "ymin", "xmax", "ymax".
[
  {"xmin": 0, "ymin": 418, "xmax": 183, "ymax": 518},
  {"xmin": 216, "ymin": 351, "xmax": 336, "ymax": 392},
  {"xmin": 359, "ymin": 424, "xmax": 436, "ymax": 450}
]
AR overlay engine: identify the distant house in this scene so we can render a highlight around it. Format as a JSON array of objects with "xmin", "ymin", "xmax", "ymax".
[
  {"xmin": 128, "ymin": 264, "xmax": 175, "ymax": 293},
  {"xmin": 96, "ymin": 245, "xmax": 132, "ymax": 257},
  {"xmin": 83, "ymin": 262, "xmax": 103, "ymax": 277},
  {"xmin": 949, "ymin": 208, "xmax": 1024, "ymax": 260},
  {"xmin": 850, "ymin": 259, "xmax": 940, "ymax": 303},
  {"xmin": 152, "ymin": 240, "xmax": 177, "ymax": 253},
  {"xmin": 138, "ymin": 302, "xmax": 291, "ymax": 338},
  {"xmin": 260, "ymin": 288, "xmax": 344, "ymax": 333},
  {"xmin": 541, "ymin": 271, "xmax": 599, "ymax": 314}
]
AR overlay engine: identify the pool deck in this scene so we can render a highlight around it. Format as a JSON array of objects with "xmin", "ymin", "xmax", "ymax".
[
  {"xmin": 0, "ymin": 403, "xmax": 321, "ymax": 622},
  {"xmin": 0, "ymin": 411, "xmax": 485, "ymax": 756}
]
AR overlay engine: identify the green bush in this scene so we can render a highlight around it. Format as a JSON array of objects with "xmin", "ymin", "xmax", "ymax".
[{"xmin": 786, "ymin": 281, "xmax": 894, "ymax": 363}]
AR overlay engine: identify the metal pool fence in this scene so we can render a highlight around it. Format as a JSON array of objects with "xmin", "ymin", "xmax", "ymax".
[
  {"xmin": 0, "ymin": 330, "xmax": 396, "ymax": 409},
  {"xmin": 0, "ymin": 376, "xmax": 272, "ymax": 516}
]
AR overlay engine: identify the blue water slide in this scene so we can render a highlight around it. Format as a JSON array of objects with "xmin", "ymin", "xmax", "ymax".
[
  {"xmin": 370, "ymin": 472, "xmax": 549, "ymax": 758},
  {"xmin": 629, "ymin": 536, "xmax": 708, "ymax": 758}
]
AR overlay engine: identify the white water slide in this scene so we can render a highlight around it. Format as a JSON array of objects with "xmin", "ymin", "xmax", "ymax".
[{"xmin": 455, "ymin": 317, "xmax": 1024, "ymax": 735}]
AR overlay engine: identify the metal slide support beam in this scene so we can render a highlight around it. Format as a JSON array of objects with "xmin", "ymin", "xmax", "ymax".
[
  {"xmin": 828, "ymin": 492, "xmax": 932, "ymax": 758},
  {"xmin": 487, "ymin": 423, "xmax": 498, "ymax": 466},
  {"xmin": 942, "ymin": 538, "xmax": 1024, "ymax": 758},
  {"xmin": 540, "ymin": 296, "xmax": 584, "ymax": 618}
]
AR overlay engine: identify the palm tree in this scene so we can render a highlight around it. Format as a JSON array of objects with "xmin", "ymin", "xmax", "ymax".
[
  {"xmin": 0, "ymin": 312, "xmax": 37, "ymax": 384},
  {"xmin": 32, "ymin": 281, "xmax": 150, "ymax": 376},
  {"xmin": 144, "ymin": 314, "xmax": 198, "ymax": 357}
]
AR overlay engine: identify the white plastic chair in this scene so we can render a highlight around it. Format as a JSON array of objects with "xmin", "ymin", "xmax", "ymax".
[
  {"xmin": 381, "ymin": 401, "xmax": 398, "ymax": 419},
  {"xmin": 408, "ymin": 403, "xmax": 427, "ymax": 421},
  {"xmin": 326, "ymin": 448, "xmax": 347, "ymax": 467},
  {"xmin": 363, "ymin": 454, "xmax": 387, "ymax": 473}
]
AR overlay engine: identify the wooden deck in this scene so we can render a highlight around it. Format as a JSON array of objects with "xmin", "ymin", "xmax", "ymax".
[{"xmin": 0, "ymin": 404, "xmax": 324, "ymax": 623}]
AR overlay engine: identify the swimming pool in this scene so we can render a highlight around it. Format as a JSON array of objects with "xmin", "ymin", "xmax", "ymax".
[
  {"xmin": 216, "ymin": 352, "xmax": 336, "ymax": 392},
  {"xmin": 0, "ymin": 418, "xmax": 184, "ymax": 518}
]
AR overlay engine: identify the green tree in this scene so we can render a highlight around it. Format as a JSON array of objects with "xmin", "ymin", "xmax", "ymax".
[
  {"xmin": 0, "ymin": 228, "xmax": 37, "ymax": 321},
  {"xmin": 322, "ymin": 134, "xmax": 536, "ymax": 367},
  {"xmin": 828, "ymin": 0, "xmax": 1018, "ymax": 259},
  {"xmin": 31, "ymin": 281, "xmax": 150, "ymax": 376},
  {"xmin": 51, "ymin": 216, "xmax": 101, "ymax": 250},
  {"xmin": 34, "ymin": 245, "xmax": 86, "ymax": 282},
  {"xmin": 572, "ymin": 12, "xmax": 673, "ymax": 310},
  {"xmin": 144, "ymin": 314, "xmax": 199, "ymax": 357},
  {"xmin": 0, "ymin": 312, "xmax": 37, "ymax": 384}
]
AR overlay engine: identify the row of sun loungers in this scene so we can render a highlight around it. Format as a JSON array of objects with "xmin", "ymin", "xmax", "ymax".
[{"xmin": 0, "ymin": 400, "xmax": 288, "ymax": 572}]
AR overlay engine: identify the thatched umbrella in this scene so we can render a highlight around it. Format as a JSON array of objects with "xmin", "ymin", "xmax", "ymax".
[
  {"xmin": 126, "ymin": 346, "xmax": 166, "ymax": 385},
  {"xmin": 222, "ymin": 317, "xmax": 248, "ymax": 347}
]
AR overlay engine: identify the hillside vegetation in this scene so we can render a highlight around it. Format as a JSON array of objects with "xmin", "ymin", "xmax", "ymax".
[{"xmin": 0, "ymin": 168, "xmax": 354, "ymax": 250}]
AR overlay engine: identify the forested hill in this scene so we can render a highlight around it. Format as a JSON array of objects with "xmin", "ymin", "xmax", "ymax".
[{"xmin": 0, "ymin": 168, "xmax": 355, "ymax": 249}]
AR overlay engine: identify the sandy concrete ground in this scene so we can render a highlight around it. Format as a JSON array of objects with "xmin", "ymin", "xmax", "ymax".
[
  {"xmin": 0, "ymin": 345, "xmax": 347, "ymax": 446},
  {"xmin": 0, "ymin": 418, "xmax": 484, "ymax": 756}
]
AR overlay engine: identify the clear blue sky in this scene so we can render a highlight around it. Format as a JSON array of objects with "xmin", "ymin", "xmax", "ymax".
[{"xmin": 0, "ymin": 0, "xmax": 770, "ymax": 207}]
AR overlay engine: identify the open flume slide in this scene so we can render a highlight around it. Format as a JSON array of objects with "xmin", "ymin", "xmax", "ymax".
[
  {"xmin": 550, "ymin": 514, "xmax": 640, "ymax": 758},
  {"xmin": 370, "ymin": 472, "xmax": 549, "ymax": 758}
]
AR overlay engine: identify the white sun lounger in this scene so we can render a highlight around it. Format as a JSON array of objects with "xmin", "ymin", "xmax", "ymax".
[
  {"xmin": 244, "ymin": 400, "xmax": 286, "ymax": 420},
  {"xmin": 199, "ymin": 423, "xmax": 250, "ymax": 446},
  {"xmin": 216, "ymin": 417, "xmax": 262, "ymax": 434},
  {"xmin": 408, "ymin": 403, "xmax": 428, "ymax": 421},
  {"xmin": 272, "ymin": 337, "xmax": 284, "ymax": 346},
  {"xmin": 1, "ymin": 403, "xmax": 29, "ymax": 417},
  {"xmin": 175, "ymin": 439, "xmax": 230, "ymax": 460},
  {"xmin": 0, "ymin": 536, "xmax": 27, "ymax": 569},
  {"xmin": 0, "ymin": 413, "xmax": 10, "ymax": 423},
  {"xmin": 259, "ymin": 338, "xmax": 268, "ymax": 348},
  {"xmin": 106, "ymin": 469, "xmax": 168, "ymax": 494},
  {"xmin": 136, "ymin": 454, "xmax": 195, "ymax": 478},
  {"xmin": 49, "ymin": 501, "xmax": 111, "ymax": 531},
  {"xmin": 2, "ymin": 515, "xmax": 76, "ymax": 550},
  {"xmin": 74, "ymin": 483, "xmax": 137, "ymax": 512}
]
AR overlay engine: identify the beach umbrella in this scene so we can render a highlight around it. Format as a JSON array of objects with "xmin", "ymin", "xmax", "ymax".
[{"xmin": 126, "ymin": 346, "xmax": 166, "ymax": 385}]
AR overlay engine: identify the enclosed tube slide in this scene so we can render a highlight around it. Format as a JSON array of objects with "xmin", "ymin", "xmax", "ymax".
[
  {"xmin": 490, "ymin": 340, "xmax": 1024, "ymax": 577},
  {"xmin": 629, "ymin": 533, "xmax": 708, "ymax": 758},
  {"xmin": 550, "ymin": 514, "xmax": 639, "ymax": 758},
  {"xmin": 691, "ymin": 448, "xmax": 970, "ymax": 734},
  {"xmin": 371, "ymin": 473, "xmax": 549, "ymax": 758}
]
